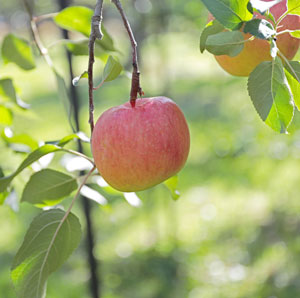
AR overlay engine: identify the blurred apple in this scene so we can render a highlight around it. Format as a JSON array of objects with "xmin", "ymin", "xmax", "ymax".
[
  {"xmin": 209, "ymin": 0, "xmax": 300, "ymax": 76},
  {"xmin": 91, "ymin": 97, "xmax": 190, "ymax": 192}
]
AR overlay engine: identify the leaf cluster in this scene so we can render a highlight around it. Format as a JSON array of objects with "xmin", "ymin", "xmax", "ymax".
[{"xmin": 200, "ymin": 0, "xmax": 300, "ymax": 133}]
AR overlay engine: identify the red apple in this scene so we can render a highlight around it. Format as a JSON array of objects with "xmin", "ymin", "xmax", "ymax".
[
  {"xmin": 91, "ymin": 97, "xmax": 190, "ymax": 192},
  {"xmin": 209, "ymin": 0, "xmax": 300, "ymax": 76}
]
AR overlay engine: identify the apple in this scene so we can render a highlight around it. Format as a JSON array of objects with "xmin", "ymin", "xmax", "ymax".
[
  {"xmin": 209, "ymin": 0, "xmax": 300, "ymax": 76},
  {"xmin": 91, "ymin": 97, "xmax": 190, "ymax": 192}
]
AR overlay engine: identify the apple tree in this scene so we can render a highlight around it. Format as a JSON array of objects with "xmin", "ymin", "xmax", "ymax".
[{"xmin": 1, "ymin": 0, "xmax": 300, "ymax": 297}]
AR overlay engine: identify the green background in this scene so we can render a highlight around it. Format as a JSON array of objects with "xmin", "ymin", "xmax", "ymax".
[{"xmin": 1, "ymin": 0, "xmax": 300, "ymax": 297}]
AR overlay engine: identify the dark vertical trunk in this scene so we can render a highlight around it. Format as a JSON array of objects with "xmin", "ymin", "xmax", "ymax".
[{"xmin": 57, "ymin": 0, "xmax": 100, "ymax": 297}]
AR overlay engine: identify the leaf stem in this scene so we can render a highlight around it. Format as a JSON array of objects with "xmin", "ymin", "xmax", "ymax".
[
  {"xmin": 65, "ymin": 166, "xmax": 96, "ymax": 220},
  {"xmin": 62, "ymin": 148, "xmax": 95, "ymax": 165},
  {"xmin": 33, "ymin": 12, "xmax": 58, "ymax": 23},
  {"xmin": 111, "ymin": 0, "xmax": 143, "ymax": 107},
  {"xmin": 276, "ymin": 29, "xmax": 299, "ymax": 36},
  {"xmin": 93, "ymin": 80, "xmax": 105, "ymax": 90},
  {"xmin": 47, "ymin": 38, "xmax": 88, "ymax": 49},
  {"xmin": 276, "ymin": 12, "xmax": 288, "ymax": 27},
  {"xmin": 88, "ymin": 0, "xmax": 104, "ymax": 134}
]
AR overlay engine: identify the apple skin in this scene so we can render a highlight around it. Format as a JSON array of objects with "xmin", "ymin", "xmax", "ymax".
[
  {"xmin": 91, "ymin": 97, "xmax": 190, "ymax": 192},
  {"xmin": 209, "ymin": 0, "xmax": 300, "ymax": 77}
]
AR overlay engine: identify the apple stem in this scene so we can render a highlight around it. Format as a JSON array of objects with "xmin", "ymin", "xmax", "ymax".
[
  {"xmin": 88, "ymin": 0, "xmax": 104, "ymax": 133},
  {"xmin": 111, "ymin": 0, "xmax": 143, "ymax": 108}
]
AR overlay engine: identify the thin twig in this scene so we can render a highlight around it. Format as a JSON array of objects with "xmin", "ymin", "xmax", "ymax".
[
  {"xmin": 22, "ymin": 0, "xmax": 53, "ymax": 68},
  {"xmin": 33, "ymin": 12, "xmax": 58, "ymax": 23},
  {"xmin": 88, "ymin": 0, "xmax": 104, "ymax": 134},
  {"xmin": 62, "ymin": 148, "xmax": 95, "ymax": 165},
  {"xmin": 23, "ymin": 0, "xmax": 78, "ymax": 133},
  {"xmin": 111, "ymin": 0, "xmax": 143, "ymax": 107}
]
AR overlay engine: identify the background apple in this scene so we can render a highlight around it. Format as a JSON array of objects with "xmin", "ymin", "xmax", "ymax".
[
  {"xmin": 91, "ymin": 97, "xmax": 190, "ymax": 192},
  {"xmin": 209, "ymin": 0, "xmax": 300, "ymax": 76}
]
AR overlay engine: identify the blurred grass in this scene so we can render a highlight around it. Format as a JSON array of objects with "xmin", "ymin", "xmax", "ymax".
[{"xmin": 1, "ymin": 1, "xmax": 300, "ymax": 298}]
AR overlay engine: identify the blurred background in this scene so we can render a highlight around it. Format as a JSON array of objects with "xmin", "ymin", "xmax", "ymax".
[{"xmin": 1, "ymin": 0, "xmax": 300, "ymax": 297}]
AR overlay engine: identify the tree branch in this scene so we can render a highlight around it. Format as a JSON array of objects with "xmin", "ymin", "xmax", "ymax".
[
  {"xmin": 111, "ymin": 0, "xmax": 143, "ymax": 107},
  {"xmin": 88, "ymin": 0, "xmax": 104, "ymax": 134},
  {"xmin": 57, "ymin": 1, "xmax": 101, "ymax": 297}
]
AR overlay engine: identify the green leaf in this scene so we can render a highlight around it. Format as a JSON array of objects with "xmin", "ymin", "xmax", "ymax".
[
  {"xmin": 249, "ymin": 0, "xmax": 282, "ymax": 14},
  {"xmin": 66, "ymin": 40, "xmax": 90, "ymax": 55},
  {"xmin": 66, "ymin": 40, "xmax": 105, "ymax": 59},
  {"xmin": 205, "ymin": 31, "xmax": 245, "ymax": 57},
  {"xmin": 0, "ymin": 141, "xmax": 91, "ymax": 193},
  {"xmin": 1, "ymin": 34, "xmax": 35, "ymax": 70},
  {"xmin": 248, "ymin": 57, "xmax": 294, "ymax": 133},
  {"xmin": 0, "ymin": 105, "xmax": 13, "ymax": 125},
  {"xmin": 0, "ymin": 168, "xmax": 8, "ymax": 205},
  {"xmin": 72, "ymin": 71, "xmax": 88, "ymax": 86},
  {"xmin": 243, "ymin": 19, "xmax": 275, "ymax": 40},
  {"xmin": 11, "ymin": 209, "xmax": 81, "ymax": 298},
  {"xmin": 2, "ymin": 129, "xmax": 39, "ymax": 152},
  {"xmin": 0, "ymin": 78, "xmax": 17, "ymax": 103},
  {"xmin": 0, "ymin": 145, "xmax": 61, "ymax": 193},
  {"xmin": 287, "ymin": 0, "xmax": 300, "ymax": 15},
  {"xmin": 54, "ymin": 6, "xmax": 115, "ymax": 51},
  {"xmin": 21, "ymin": 169, "xmax": 78, "ymax": 207},
  {"xmin": 0, "ymin": 191, "xmax": 8, "ymax": 205},
  {"xmin": 200, "ymin": 20, "xmax": 224, "ymax": 53},
  {"xmin": 96, "ymin": 27, "xmax": 116, "ymax": 52},
  {"xmin": 247, "ymin": 1, "xmax": 254, "ymax": 14},
  {"xmin": 52, "ymin": 69, "xmax": 76, "ymax": 131},
  {"xmin": 290, "ymin": 30, "xmax": 300, "ymax": 38},
  {"xmin": 0, "ymin": 78, "xmax": 29, "ymax": 109},
  {"xmin": 201, "ymin": 0, "xmax": 252, "ymax": 30},
  {"xmin": 54, "ymin": 6, "xmax": 92, "ymax": 36},
  {"xmin": 265, "ymin": 11, "xmax": 276, "ymax": 25},
  {"xmin": 284, "ymin": 61, "xmax": 300, "ymax": 110},
  {"xmin": 46, "ymin": 132, "xmax": 90, "ymax": 147},
  {"xmin": 102, "ymin": 56, "xmax": 123, "ymax": 82},
  {"xmin": 163, "ymin": 175, "xmax": 180, "ymax": 201},
  {"xmin": 285, "ymin": 61, "xmax": 300, "ymax": 82},
  {"xmin": 285, "ymin": 71, "xmax": 300, "ymax": 111}
]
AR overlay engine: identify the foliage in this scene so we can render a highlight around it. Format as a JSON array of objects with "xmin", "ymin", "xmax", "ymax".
[
  {"xmin": 200, "ymin": 0, "xmax": 300, "ymax": 133},
  {"xmin": 1, "ymin": 0, "xmax": 300, "ymax": 298},
  {"xmin": 11, "ymin": 209, "xmax": 82, "ymax": 298},
  {"xmin": 0, "ymin": 3, "xmax": 178, "ymax": 297}
]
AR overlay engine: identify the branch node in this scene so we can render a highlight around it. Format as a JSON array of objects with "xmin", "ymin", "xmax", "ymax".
[
  {"xmin": 92, "ymin": 15, "xmax": 103, "ymax": 40},
  {"xmin": 88, "ymin": 0, "xmax": 104, "ymax": 135}
]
